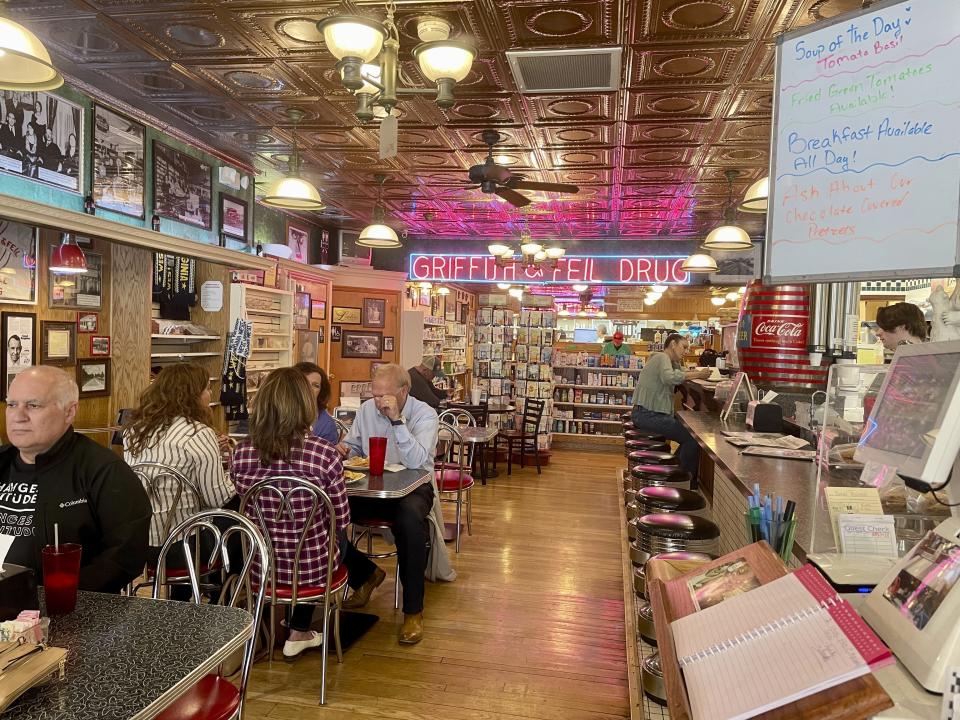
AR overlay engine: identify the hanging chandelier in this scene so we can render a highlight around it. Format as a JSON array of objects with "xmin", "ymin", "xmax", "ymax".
[
  {"xmin": 488, "ymin": 232, "xmax": 565, "ymax": 269},
  {"xmin": 319, "ymin": 3, "xmax": 476, "ymax": 122},
  {"xmin": 260, "ymin": 108, "xmax": 325, "ymax": 211}
]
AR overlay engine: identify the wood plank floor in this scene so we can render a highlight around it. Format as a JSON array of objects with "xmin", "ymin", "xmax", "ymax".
[{"xmin": 244, "ymin": 449, "xmax": 629, "ymax": 720}]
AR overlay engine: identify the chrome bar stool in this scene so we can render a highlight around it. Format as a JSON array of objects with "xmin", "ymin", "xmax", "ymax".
[
  {"xmin": 633, "ymin": 513, "xmax": 720, "ymax": 569},
  {"xmin": 627, "ymin": 448, "xmax": 678, "ymax": 469},
  {"xmin": 624, "ymin": 439, "xmax": 671, "ymax": 456},
  {"xmin": 630, "ymin": 464, "xmax": 693, "ymax": 491},
  {"xmin": 624, "ymin": 429, "xmax": 668, "ymax": 443}
]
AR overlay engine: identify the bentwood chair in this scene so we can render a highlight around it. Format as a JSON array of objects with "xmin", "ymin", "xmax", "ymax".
[
  {"xmin": 435, "ymin": 421, "xmax": 474, "ymax": 552},
  {"xmin": 240, "ymin": 476, "xmax": 346, "ymax": 705},
  {"xmin": 494, "ymin": 398, "xmax": 546, "ymax": 475},
  {"xmin": 152, "ymin": 509, "xmax": 269, "ymax": 720}
]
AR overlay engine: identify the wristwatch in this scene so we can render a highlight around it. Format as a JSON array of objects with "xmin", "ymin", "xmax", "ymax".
[{"xmin": 391, "ymin": 416, "xmax": 406, "ymax": 427}]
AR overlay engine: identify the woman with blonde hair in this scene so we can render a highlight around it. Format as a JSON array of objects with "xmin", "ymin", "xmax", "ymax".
[{"xmin": 232, "ymin": 367, "xmax": 351, "ymax": 659}]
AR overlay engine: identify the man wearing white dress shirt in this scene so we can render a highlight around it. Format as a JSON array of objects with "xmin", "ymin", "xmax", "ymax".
[{"xmin": 336, "ymin": 363, "xmax": 453, "ymax": 644}]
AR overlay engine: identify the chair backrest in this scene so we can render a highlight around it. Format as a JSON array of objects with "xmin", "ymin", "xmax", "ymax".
[
  {"xmin": 333, "ymin": 406, "xmax": 357, "ymax": 427},
  {"xmin": 436, "ymin": 421, "xmax": 472, "ymax": 478},
  {"xmin": 238, "ymin": 476, "xmax": 338, "ymax": 606},
  {"xmin": 438, "ymin": 408, "xmax": 476, "ymax": 429},
  {"xmin": 152, "ymin": 509, "xmax": 269, "ymax": 719},
  {"xmin": 111, "ymin": 408, "xmax": 134, "ymax": 446},
  {"xmin": 452, "ymin": 402, "xmax": 489, "ymax": 427},
  {"xmin": 130, "ymin": 461, "xmax": 206, "ymax": 545},
  {"xmin": 333, "ymin": 418, "xmax": 350, "ymax": 442},
  {"xmin": 521, "ymin": 398, "xmax": 546, "ymax": 435}
]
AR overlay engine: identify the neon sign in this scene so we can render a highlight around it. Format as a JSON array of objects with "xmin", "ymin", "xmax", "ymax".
[{"xmin": 407, "ymin": 254, "xmax": 691, "ymax": 285}]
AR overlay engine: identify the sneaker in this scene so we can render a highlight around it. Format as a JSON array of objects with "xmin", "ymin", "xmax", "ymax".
[{"xmin": 282, "ymin": 631, "xmax": 323, "ymax": 659}]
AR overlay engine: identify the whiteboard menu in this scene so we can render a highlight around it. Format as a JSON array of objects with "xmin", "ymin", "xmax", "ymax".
[{"xmin": 766, "ymin": 0, "xmax": 960, "ymax": 282}]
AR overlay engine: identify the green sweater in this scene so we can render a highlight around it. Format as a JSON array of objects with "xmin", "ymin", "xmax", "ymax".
[
  {"xmin": 601, "ymin": 341, "xmax": 631, "ymax": 356},
  {"xmin": 631, "ymin": 352, "xmax": 685, "ymax": 415}
]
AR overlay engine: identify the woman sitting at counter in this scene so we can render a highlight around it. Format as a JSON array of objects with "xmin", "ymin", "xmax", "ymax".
[{"xmin": 630, "ymin": 333, "xmax": 711, "ymax": 481}]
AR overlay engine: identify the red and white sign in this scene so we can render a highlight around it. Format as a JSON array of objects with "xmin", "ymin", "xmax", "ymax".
[
  {"xmin": 750, "ymin": 315, "xmax": 808, "ymax": 349},
  {"xmin": 407, "ymin": 254, "xmax": 691, "ymax": 285}
]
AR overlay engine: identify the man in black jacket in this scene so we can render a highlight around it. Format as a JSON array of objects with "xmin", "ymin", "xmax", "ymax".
[{"xmin": 0, "ymin": 366, "xmax": 150, "ymax": 593}]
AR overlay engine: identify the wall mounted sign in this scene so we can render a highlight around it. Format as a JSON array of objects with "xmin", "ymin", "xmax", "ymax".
[{"xmin": 408, "ymin": 254, "xmax": 691, "ymax": 285}]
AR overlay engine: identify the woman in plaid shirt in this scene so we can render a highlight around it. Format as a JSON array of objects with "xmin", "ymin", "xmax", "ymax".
[{"xmin": 232, "ymin": 367, "xmax": 350, "ymax": 658}]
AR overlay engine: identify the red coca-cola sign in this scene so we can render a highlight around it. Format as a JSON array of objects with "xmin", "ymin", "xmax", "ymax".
[{"xmin": 750, "ymin": 315, "xmax": 808, "ymax": 348}]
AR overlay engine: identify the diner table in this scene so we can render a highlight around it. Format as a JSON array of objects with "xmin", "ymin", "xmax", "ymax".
[
  {"xmin": 459, "ymin": 426, "xmax": 499, "ymax": 485},
  {"xmin": 6, "ymin": 590, "xmax": 252, "ymax": 720},
  {"xmin": 441, "ymin": 401, "xmax": 513, "ymax": 479}
]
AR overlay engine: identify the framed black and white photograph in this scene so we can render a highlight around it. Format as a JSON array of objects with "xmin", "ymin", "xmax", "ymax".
[
  {"xmin": 341, "ymin": 330, "xmax": 381, "ymax": 359},
  {"xmin": 286, "ymin": 220, "xmax": 309, "ymax": 264},
  {"xmin": 93, "ymin": 105, "xmax": 145, "ymax": 218},
  {"xmin": 2, "ymin": 312, "xmax": 36, "ymax": 400},
  {"xmin": 0, "ymin": 91, "xmax": 83, "ymax": 193},
  {"xmin": 90, "ymin": 335, "xmax": 110, "ymax": 356},
  {"xmin": 49, "ymin": 248, "xmax": 102, "ymax": 309},
  {"xmin": 220, "ymin": 194, "xmax": 247, "ymax": 241},
  {"xmin": 383, "ymin": 336, "xmax": 394, "ymax": 352},
  {"xmin": 77, "ymin": 358, "xmax": 110, "ymax": 398},
  {"xmin": 294, "ymin": 292, "xmax": 311, "ymax": 330},
  {"xmin": 331, "ymin": 325, "xmax": 342, "ymax": 342},
  {"xmin": 41, "ymin": 320, "xmax": 75, "ymax": 366},
  {"xmin": 0, "ymin": 219, "xmax": 38, "ymax": 305},
  {"xmin": 296, "ymin": 330, "xmax": 319, "ymax": 364},
  {"xmin": 362, "ymin": 297, "xmax": 385, "ymax": 328},
  {"xmin": 153, "ymin": 140, "xmax": 212, "ymax": 229},
  {"xmin": 76, "ymin": 311, "xmax": 98, "ymax": 333},
  {"xmin": 709, "ymin": 245, "xmax": 762, "ymax": 285}
]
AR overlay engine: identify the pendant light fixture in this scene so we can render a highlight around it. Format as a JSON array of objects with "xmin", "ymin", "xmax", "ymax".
[
  {"xmin": 0, "ymin": 11, "xmax": 62, "ymax": 91},
  {"xmin": 49, "ymin": 234, "xmax": 87, "ymax": 274},
  {"xmin": 357, "ymin": 174, "xmax": 401, "ymax": 248},
  {"xmin": 681, "ymin": 253, "xmax": 718, "ymax": 273},
  {"xmin": 702, "ymin": 169, "xmax": 753, "ymax": 251},
  {"xmin": 260, "ymin": 109, "xmax": 326, "ymax": 211},
  {"xmin": 739, "ymin": 176, "xmax": 769, "ymax": 214}
]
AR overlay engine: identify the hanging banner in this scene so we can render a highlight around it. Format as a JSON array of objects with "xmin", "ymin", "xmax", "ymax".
[{"xmin": 408, "ymin": 254, "xmax": 691, "ymax": 285}]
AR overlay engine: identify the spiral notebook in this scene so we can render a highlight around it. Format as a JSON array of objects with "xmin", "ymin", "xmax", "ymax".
[{"xmin": 672, "ymin": 565, "xmax": 892, "ymax": 720}]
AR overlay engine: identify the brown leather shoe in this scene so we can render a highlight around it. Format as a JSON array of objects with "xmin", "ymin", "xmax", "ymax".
[
  {"xmin": 399, "ymin": 612, "xmax": 423, "ymax": 645},
  {"xmin": 342, "ymin": 566, "xmax": 386, "ymax": 610}
]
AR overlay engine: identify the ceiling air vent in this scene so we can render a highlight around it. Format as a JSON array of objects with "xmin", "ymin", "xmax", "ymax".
[{"xmin": 506, "ymin": 48, "xmax": 622, "ymax": 93}]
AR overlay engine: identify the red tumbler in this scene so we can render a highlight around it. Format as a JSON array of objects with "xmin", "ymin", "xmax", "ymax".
[
  {"xmin": 42, "ymin": 543, "xmax": 82, "ymax": 615},
  {"xmin": 369, "ymin": 436, "xmax": 387, "ymax": 476}
]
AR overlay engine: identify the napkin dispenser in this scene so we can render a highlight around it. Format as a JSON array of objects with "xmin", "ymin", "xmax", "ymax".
[
  {"xmin": 746, "ymin": 400, "xmax": 783, "ymax": 433},
  {"xmin": 0, "ymin": 565, "xmax": 38, "ymax": 621}
]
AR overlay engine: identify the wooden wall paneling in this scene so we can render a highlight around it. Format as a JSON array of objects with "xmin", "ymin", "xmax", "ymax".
[
  {"xmin": 278, "ymin": 266, "xmax": 333, "ymax": 373},
  {"xmin": 109, "ymin": 243, "xmax": 151, "ymax": 432}
]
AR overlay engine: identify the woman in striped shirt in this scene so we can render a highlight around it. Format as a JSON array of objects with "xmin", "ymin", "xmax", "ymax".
[{"xmin": 124, "ymin": 363, "xmax": 236, "ymax": 547}]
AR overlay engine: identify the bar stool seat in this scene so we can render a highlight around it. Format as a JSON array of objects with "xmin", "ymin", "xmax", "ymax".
[
  {"xmin": 629, "ymin": 464, "xmax": 692, "ymax": 490},
  {"xmin": 634, "ymin": 513, "xmax": 720, "ymax": 563},
  {"xmin": 624, "ymin": 439, "xmax": 671, "ymax": 456},
  {"xmin": 624, "ymin": 429, "xmax": 667, "ymax": 443},
  {"xmin": 634, "ymin": 486, "xmax": 706, "ymax": 515},
  {"xmin": 627, "ymin": 449, "xmax": 679, "ymax": 468}
]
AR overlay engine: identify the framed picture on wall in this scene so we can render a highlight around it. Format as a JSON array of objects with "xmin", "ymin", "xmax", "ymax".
[
  {"xmin": 418, "ymin": 290, "xmax": 430, "ymax": 308},
  {"xmin": 90, "ymin": 335, "xmax": 110, "ymax": 356},
  {"xmin": 383, "ymin": 336, "xmax": 394, "ymax": 352},
  {"xmin": 153, "ymin": 140, "xmax": 212, "ymax": 229},
  {"xmin": 332, "ymin": 306, "xmax": 361, "ymax": 325},
  {"xmin": 49, "ymin": 247, "xmax": 102, "ymax": 309},
  {"xmin": 331, "ymin": 325, "xmax": 342, "ymax": 342},
  {"xmin": 431, "ymin": 293, "xmax": 442, "ymax": 317},
  {"xmin": 286, "ymin": 220, "xmax": 309, "ymax": 264},
  {"xmin": 311, "ymin": 299, "xmax": 326, "ymax": 320},
  {"xmin": 0, "ymin": 220, "xmax": 38, "ymax": 305},
  {"xmin": 362, "ymin": 298, "xmax": 385, "ymax": 328},
  {"xmin": 317, "ymin": 326, "xmax": 325, "ymax": 344},
  {"xmin": 1, "ymin": 312, "xmax": 36, "ymax": 400},
  {"xmin": 77, "ymin": 358, "xmax": 110, "ymax": 398},
  {"xmin": 294, "ymin": 292, "xmax": 311, "ymax": 329},
  {"xmin": 0, "ymin": 91, "xmax": 83, "ymax": 193},
  {"xmin": 41, "ymin": 320, "xmax": 75, "ymax": 366},
  {"xmin": 709, "ymin": 245, "xmax": 762, "ymax": 285},
  {"xmin": 220, "ymin": 194, "xmax": 247, "ymax": 241},
  {"xmin": 341, "ymin": 330, "xmax": 381, "ymax": 359},
  {"xmin": 76, "ymin": 311, "xmax": 98, "ymax": 333},
  {"xmin": 296, "ymin": 330, "xmax": 319, "ymax": 364},
  {"xmin": 93, "ymin": 105, "xmax": 145, "ymax": 218}
]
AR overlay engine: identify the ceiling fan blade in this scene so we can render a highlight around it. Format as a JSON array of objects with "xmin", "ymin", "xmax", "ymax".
[
  {"xmin": 494, "ymin": 186, "xmax": 531, "ymax": 208},
  {"xmin": 508, "ymin": 180, "xmax": 580, "ymax": 194}
]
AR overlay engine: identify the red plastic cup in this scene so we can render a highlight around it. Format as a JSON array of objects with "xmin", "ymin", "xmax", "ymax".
[
  {"xmin": 368, "ymin": 436, "xmax": 387, "ymax": 476},
  {"xmin": 42, "ymin": 543, "xmax": 82, "ymax": 615}
]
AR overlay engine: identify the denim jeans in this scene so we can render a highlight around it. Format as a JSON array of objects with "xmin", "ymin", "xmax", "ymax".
[{"xmin": 630, "ymin": 405, "xmax": 700, "ymax": 481}]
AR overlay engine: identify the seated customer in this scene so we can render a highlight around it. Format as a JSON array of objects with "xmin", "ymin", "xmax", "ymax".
[
  {"xmin": 294, "ymin": 361, "xmax": 339, "ymax": 445},
  {"xmin": 407, "ymin": 355, "xmax": 447, "ymax": 409},
  {"xmin": 0, "ymin": 366, "xmax": 150, "ymax": 592},
  {"xmin": 336, "ymin": 363, "xmax": 455, "ymax": 645},
  {"xmin": 232, "ymin": 368, "xmax": 351, "ymax": 659},
  {"xmin": 124, "ymin": 363, "xmax": 236, "ymax": 546}
]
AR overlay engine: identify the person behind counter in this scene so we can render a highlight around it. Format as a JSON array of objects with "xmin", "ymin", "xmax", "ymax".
[
  {"xmin": 294, "ymin": 361, "xmax": 339, "ymax": 445},
  {"xmin": 630, "ymin": 333, "xmax": 711, "ymax": 481},
  {"xmin": 876, "ymin": 302, "xmax": 927, "ymax": 352},
  {"xmin": 601, "ymin": 331, "xmax": 631, "ymax": 357},
  {"xmin": 408, "ymin": 355, "xmax": 448, "ymax": 409},
  {"xmin": 0, "ymin": 366, "xmax": 151, "ymax": 593}
]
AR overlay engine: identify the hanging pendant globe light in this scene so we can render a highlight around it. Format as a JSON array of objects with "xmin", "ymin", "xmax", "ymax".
[
  {"xmin": 357, "ymin": 174, "xmax": 401, "ymax": 248},
  {"xmin": 0, "ymin": 15, "xmax": 63, "ymax": 91},
  {"xmin": 260, "ymin": 109, "xmax": 326, "ymax": 211},
  {"xmin": 49, "ymin": 234, "xmax": 87, "ymax": 274},
  {"xmin": 681, "ymin": 253, "xmax": 718, "ymax": 273},
  {"xmin": 702, "ymin": 169, "xmax": 753, "ymax": 251},
  {"xmin": 739, "ymin": 176, "xmax": 769, "ymax": 214}
]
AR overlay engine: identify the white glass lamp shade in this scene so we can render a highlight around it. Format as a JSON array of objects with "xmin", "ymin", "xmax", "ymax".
[
  {"xmin": 651, "ymin": 285, "xmax": 668, "ymax": 293},
  {"xmin": 356, "ymin": 222, "xmax": 401, "ymax": 248},
  {"xmin": 738, "ymin": 286, "xmax": 746, "ymax": 295},
  {"xmin": 508, "ymin": 287, "xmax": 523, "ymax": 298},
  {"xmin": 417, "ymin": 281, "xmax": 433, "ymax": 289},
  {"xmin": 496, "ymin": 283, "xmax": 511, "ymax": 290},
  {"xmin": 702, "ymin": 224, "xmax": 752, "ymax": 251},
  {"xmin": 436, "ymin": 286, "xmax": 451, "ymax": 295},
  {"xmin": 644, "ymin": 297, "xmax": 657, "ymax": 306},
  {"xmin": 711, "ymin": 296, "xmax": 726, "ymax": 306},
  {"xmin": 597, "ymin": 310, "xmax": 608, "ymax": 318},
  {"xmin": 260, "ymin": 176, "xmax": 326, "ymax": 210},
  {"xmin": 534, "ymin": 250, "xmax": 547, "ymax": 261},
  {"xmin": 681, "ymin": 253, "xmax": 718, "ymax": 273},
  {"xmin": 520, "ymin": 242, "xmax": 542, "ymax": 255},
  {"xmin": 317, "ymin": 16, "xmax": 386, "ymax": 62},
  {"xmin": 558, "ymin": 309, "xmax": 569, "ymax": 316},
  {"xmin": 739, "ymin": 176, "xmax": 769, "ymax": 214},
  {"xmin": 571, "ymin": 284, "xmax": 589, "ymax": 292},
  {"xmin": 577, "ymin": 310, "xmax": 587, "ymax": 317},
  {"xmin": 646, "ymin": 291, "xmax": 662, "ymax": 301},
  {"xmin": 725, "ymin": 292, "xmax": 740, "ymax": 302},
  {"xmin": 488, "ymin": 243, "xmax": 511, "ymax": 256},
  {"xmin": 0, "ymin": 17, "xmax": 63, "ymax": 91},
  {"xmin": 545, "ymin": 247, "xmax": 565, "ymax": 259},
  {"xmin": 355, "ymin": 64, "xmax": 382, "ymax": 95},
  {"xmin": 412, "ymin": 40, "xmax": 476, "ymax": 82}
]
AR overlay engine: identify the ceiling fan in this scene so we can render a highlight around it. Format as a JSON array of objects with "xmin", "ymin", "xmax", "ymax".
[{"xmin": 466, "ymin": 129, "xmax": 579, "ymax": 208}]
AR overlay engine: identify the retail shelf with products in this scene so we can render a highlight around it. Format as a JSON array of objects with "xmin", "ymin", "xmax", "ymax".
[
  {"xmin": 473, "ymin": 306, "xmax": 516, "ymax": 425},
  {"xmin": 555, "ymin": 384, "xmax": 635, "ymax": 391},
  {"xmin": 513, "ymin": 308, "xmax": 558, "ymax": 448},
  {"xmin": 552, "ymin": 350, "xmax": 640, "ymax": 446},
  {"xmin": 555, "ymin": 402, "xmax": 632, "ymax": 410}
]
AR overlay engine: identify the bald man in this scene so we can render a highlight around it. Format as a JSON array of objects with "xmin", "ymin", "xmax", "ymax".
[{"xmin": 0, "ymin": 366, "xmax": 151, "ymax": 593}]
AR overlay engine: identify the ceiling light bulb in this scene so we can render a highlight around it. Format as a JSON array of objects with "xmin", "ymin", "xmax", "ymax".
[
  {"xmin": 418, "ymin": 281, "xmax": 433, "ymax": 289},
  {"xmin": 701, "ymin": 224, "xmax": 753, "ymax": 251},
  {"xmin": 545, "ymin": 247, "xmax": 565, "ymax": 259},
  {"xmin": 571, "ymin": 284, "xmax": 589, "ymax": 292},
  {"xmin": 500, "ymin": 249, "xmax": 515, "ymax": 259},
  {"xmin": 646, "ymin": 291, "xmax": 662, "ymax": 301},
  {"xmin": 416, "ymin": 17, "xmax": 452, "ymax": 42},
  {"xmin": 738, "ymin": 286, "xmax": 746, "ymax": 295},
  {"xmin": 356, "ymin": 222, "xmax": 401, "ymax": 248},
  {"xmin": 577, "ymin": 310, "xmax": 587, "ymax": 317},
  {"xmin": 494, "ymin": 154, "xmax": 513, "ymax": 165},
  {"xmin": 260, "ymin": 176, "xmax": 326, "ymax": 210},
  {"xmin": 597, "ymin": 310, "xmax": 608, "ymax": 318},
  {"xmin": 316, "ymin": 16, "xmax": 387, "ymax": 62},
  {"xmin": 508, "ymin": 287, "xmax": 523, "ymax": 298},
  {"xmin": 651, "ymin": 285, "xmax": 668, "ymax": 293},
  {"xmin": 355, "ymin": 63, "xmax": 381, "ymax": 95},
  {"xmin": 558, "ymin": 309, "xmax": 570, "ymax": 316},
  {"xmin": 681, "ymin": 253, "xmax": 718, "ymax": 273},
  {"xmin": 436, "ymin": 286, "xmax": 451, "ymax": 295},
  {"xmin": 520, "ymin": 242, "xmax": 542, "ymax": 255},
  {"xmin": 711, "ymin": 296, "xmax": 726, "ymax": 306},
  {"xmin": 497, "ymin": 283, "xmax": 512, "ymax": 290},
  {"xmin": 488, "ymin": 243, "xmax": 511, "ymax": 256},
  {"xmin": 413, "ymin": 40, "xmax": 476, "ymax": 83},
  {"xmin": 725, "ymin": 292, "xmax": 739, "ymax": 302},
  {"xmin": 644, "ymin": 297, "xmax": 657, "ymax": 306},
  {"xmin": 534, "ymin": 250, "xmax": 547, "ymax": 261},
  {"xmin": 0, "ymin": 17, "xmax": 63, "ymax": 91},
  {"xmin": 739, "ymin": 176, "xmax": 769, "ymax": 214}
]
